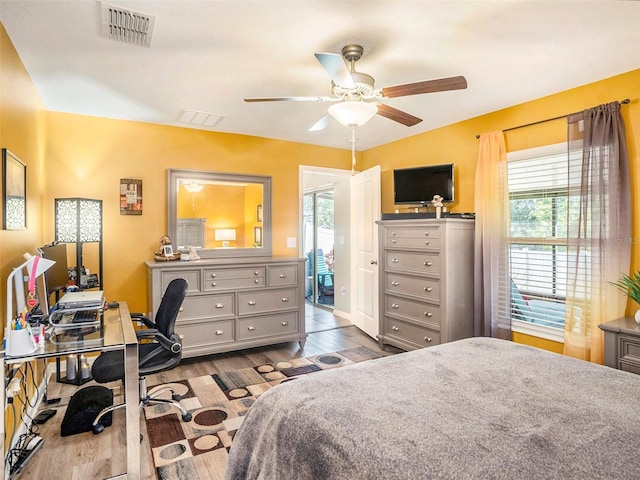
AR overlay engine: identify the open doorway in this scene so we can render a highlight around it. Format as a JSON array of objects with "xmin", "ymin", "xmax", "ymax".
[{"xmin": 303, "ymin": 189, "xmax": 334, "ymax": 308}]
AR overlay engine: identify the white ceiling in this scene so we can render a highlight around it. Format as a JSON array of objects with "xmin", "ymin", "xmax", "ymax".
[{"xmin": 1, "ymin": 1, "xmax": 638, "ymax": 151}]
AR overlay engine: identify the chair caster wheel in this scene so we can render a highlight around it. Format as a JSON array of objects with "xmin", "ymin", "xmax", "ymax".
[
  {"xmin": 93, "ymin": 423, "xmax": 105, "ymax": 435},
  {"xmin": 182, "ymin": 412, "xmax": 192, "ymax": 422},
  {"xmin": 172, "ymin": 394, "xmax": 182, "ymax": 401}
]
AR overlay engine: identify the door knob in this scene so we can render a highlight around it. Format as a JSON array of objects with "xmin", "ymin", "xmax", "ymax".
[{"xmin": 370, "ymin": 260, "xmax": 378, "ymax": 265}]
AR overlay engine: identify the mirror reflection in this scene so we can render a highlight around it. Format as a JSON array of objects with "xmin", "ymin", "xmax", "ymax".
[{"xmin": 168, "ymin": 169, "xmax": 271, "ymax": 258}]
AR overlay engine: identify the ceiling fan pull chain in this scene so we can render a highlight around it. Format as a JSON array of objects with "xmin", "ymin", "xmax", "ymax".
[{"xmin": 351, "ymin": 125, "xmax": 356, "ymax": 175}]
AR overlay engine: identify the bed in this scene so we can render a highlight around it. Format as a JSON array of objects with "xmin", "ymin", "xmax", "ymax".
[{"xmin": 226, "ymin": 337, "xmax": 640, "ymax": 480}]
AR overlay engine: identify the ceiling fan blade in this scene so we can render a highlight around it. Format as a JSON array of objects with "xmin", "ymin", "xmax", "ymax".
[
  {"xmin": 381, "ymin": 76, "xmax": 467, "ymax": 98},
  {"xmin": 376, "ymin": 104, "xmax": 422, "ymax": 127},
  {"xmin": 308, "ymin": 114, "xmax": 332, "ymax": 132},
  {"xmin": 244, "ymin": 96, "xmax": 334, "ymax": 102},
  {"xmin": 314, "ymin": 52, "xmax": 356, "ymax": 89}
]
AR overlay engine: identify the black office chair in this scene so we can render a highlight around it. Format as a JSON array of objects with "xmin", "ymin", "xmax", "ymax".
[{"xmin": 90, "ymin": 278, "xmax": 192, "ymax": 434}]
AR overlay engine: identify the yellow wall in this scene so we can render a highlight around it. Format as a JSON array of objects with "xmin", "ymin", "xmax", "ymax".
[
  {"xmin": 0, "ymin": 23, "xmax": 48, "ymax": 450},
  {"xmin": 2, "ymin": 16, "xmax": 639, "ymax": 354},
  {"xmin": 364, "ymin": 68, "xmax": 640, "ymax": 351},
  {"xmin": 43, "ymin": 114, "xmax": 353, "ymax": 313}
]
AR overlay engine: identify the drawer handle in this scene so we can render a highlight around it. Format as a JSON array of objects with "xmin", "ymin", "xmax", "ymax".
[
  {"xmin": 281, "ymin": 297, "xmax": 289, "ymax": 303},
  {"xmin": 248, "ymin": 326, "xmax": 256, "ymax": 331},
  {"xmin": 255, "ymin": 279, "xmax": 260, "ymax": 284},
  {"xmin": 391, "ymin": 303, "xmax": 400, "ymax": 309},
  {"xmin": 392, "ymin": 258, "xmax": 399, "ymax": 263},
  {"xmin": 424, "ymin": 337, "xmax": 433, "ymax": 343},
  {"xmin": 391, "ymin": 281, "xmax": 399, "ymax": 286},
  {"xmin": 391, "ymin": 231, "xmax": 397, "ymax": 236},
  {"xmin": 424, "ymin": 232, "xmax": 430, "ymax": 237},
  {"xmin": 279, "ymin": 273, "xmax": 287, "ymax": 278},
  {"xmin": 211, "ymin": 273, "xmax": 216, "ymax": 278},
  {"xmin": 424, "ymin": 261, "xmax": 433, "ymax": 267},
  {"xmin": 281, "ymin": 321, "xmax": 289, "ymax": 327},
  {"xmin": 179, "ymin": 307, "xmax": 184, "ymax": 312},
  {"xmin": 392, "ymin": 326, "xmax": 400, "ymax": 331},
  {"xmin": 248, "ymin": 300, "xmax": 257, "ymax": 305},
  {"xmin": 254, "ymin": 271, "xmax": 259, "ymax": 276},
  {"xmin": 215, "ymin": 330, "xmax": 224, "ymax": 335},
  {"xmin": 424, "ymin": 312, "xmax": 433, "ymax": 317},
  {"xmin": 211, "ymin": 282, "xmax": 217, "ymax": 287},
  {"xmin": 425, "ymin": 241, "xmax": 430, "ymax": 246},
  {"xmin": 424, "ymin": 287, "xmax": 433, "ymax": 292},
  {"xmin": 391, "ymin": 239, "xmax": 397, "ymax": 244},
  {"xmin": 215, "ymin": 303, "xmax": 224, "ymax": 308}
]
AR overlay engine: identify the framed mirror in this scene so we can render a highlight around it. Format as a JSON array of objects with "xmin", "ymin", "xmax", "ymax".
[
  {"xmin": 167, "ymin": 169, "xmax": 272, "ymax": 258},
  {"xmin": 2, "ymin": 148, "xmax": 27, "ymax": 230}
]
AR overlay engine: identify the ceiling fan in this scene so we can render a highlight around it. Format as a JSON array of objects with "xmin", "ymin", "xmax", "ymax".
[{"xmin": 244, "ymin": 44, "xmax": 467, "ymax": 131}]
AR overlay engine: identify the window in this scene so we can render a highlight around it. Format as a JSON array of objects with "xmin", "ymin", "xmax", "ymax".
[{"xmin": 507, "ymin": 143, "xmax": 572, "ymax": 342}]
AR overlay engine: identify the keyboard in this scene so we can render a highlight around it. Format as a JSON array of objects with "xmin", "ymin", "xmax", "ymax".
[{"xmin": 72, "ymin": 310, "xmax": 99, "ymax": 324}]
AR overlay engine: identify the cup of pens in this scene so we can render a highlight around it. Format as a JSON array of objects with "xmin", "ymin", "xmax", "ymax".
[{"xmin": 7, "ymin": 316, "xmax": 38, "ymax": 356}]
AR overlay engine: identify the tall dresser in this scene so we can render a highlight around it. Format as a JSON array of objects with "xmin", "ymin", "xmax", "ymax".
[
  {"xmin": 377, "ymin": 217, "xmax": 475, "ymax": 351},
  {"xmin": 146, "ymin": 257, "xmax": 306, "ymax": 358}
]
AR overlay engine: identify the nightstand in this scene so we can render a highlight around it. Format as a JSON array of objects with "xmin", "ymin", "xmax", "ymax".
[{"xmin": 599, "ymin": 317, "xmax": 640, "ymax": 374}]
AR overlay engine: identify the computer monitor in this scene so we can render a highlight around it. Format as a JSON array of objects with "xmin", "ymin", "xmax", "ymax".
[{"xmin": 38, "ymin": 243, "xmax": 69, "ymax": 304}]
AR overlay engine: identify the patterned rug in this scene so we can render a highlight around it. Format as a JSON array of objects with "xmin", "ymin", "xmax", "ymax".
[{"xmin": 144, "ymin": 346, "xmax": 382, "ymax": 480}]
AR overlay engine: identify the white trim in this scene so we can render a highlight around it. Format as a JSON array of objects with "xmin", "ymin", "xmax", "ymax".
[
  {"xmin": 507, "ymin": 142, "xmax": 566, "ymax": 161},
  {"xmin": 512, "ymin": 319, "xmax": 564, "ymax": 343}
]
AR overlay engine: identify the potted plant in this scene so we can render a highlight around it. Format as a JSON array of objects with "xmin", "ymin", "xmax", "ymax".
[{"xmin": 610, "ymin": 271, "xmax": 640, "ymax": 324}]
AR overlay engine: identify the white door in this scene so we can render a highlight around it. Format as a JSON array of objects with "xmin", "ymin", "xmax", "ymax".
[{"xmin": 350, "ymin": 165, "xmax": 381, "ymax": 339}]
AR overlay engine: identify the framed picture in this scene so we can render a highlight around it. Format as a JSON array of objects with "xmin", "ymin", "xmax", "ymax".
[
  {"xmin": 120, "ymin": 178, "xmax": 143, "ymax": 215},
  {"xmin": 257, "ymin": 204, "xmax": 263, "ymax": 223},
  {"xmin": 163, "ymin": 245, "xmax": 174, "ymax": 257},
  {"xmin": 2, "ymin": 148, "xmax": 26, "ymax": 230}
]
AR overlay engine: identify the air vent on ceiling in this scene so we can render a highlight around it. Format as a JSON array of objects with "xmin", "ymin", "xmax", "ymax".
[
  {"xmin": 178, "ymin": 110, "xmax": 225, "ymax": 128},
  {"xmin": 101, "ymin": 3, "xmax": 156, "ymax": 48}
]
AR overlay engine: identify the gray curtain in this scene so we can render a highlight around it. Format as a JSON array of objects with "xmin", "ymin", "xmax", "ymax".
[{"xmin": 564, "ymin": 101, "xmax": 631, "ymax": 362}]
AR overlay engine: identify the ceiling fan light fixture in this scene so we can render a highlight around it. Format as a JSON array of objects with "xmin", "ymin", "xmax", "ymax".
[{"xmin": 328, "ymin": 101, "xmax": 377, "ymax": 127}]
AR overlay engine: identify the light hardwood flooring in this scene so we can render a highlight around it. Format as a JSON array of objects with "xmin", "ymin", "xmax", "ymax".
[{"xmin": 15, "ymin": 305, "xmax": 398, "ymax": 480}]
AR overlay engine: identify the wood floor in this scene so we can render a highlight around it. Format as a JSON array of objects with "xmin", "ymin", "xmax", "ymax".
[{"xmin": 15, "ymin": 305, "xmax": 398, "ymax": 480}]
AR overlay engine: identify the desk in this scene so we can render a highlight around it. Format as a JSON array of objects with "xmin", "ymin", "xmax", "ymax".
[{"xmin": 1, "ymin": 302, "xmax": 140, "ymax": 480}]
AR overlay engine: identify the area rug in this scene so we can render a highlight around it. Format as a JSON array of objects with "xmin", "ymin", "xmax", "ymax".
[{"xmin": 144, "ymin": 346, "xmax": 382, "ymax": 480}]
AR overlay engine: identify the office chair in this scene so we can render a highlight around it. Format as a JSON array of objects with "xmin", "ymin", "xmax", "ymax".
[{"xmin": 90, "ymin": 278, "xmax": 192, "ymax": 434}]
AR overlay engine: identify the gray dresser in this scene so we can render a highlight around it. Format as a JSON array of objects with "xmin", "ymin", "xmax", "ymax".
[
  {"xmin": 146, "ymin": 257, "xmax": 306, "ymax": 358},
  {"xmin": 377, "ymin": 218, "xmax": 475, "ymax": 351}
]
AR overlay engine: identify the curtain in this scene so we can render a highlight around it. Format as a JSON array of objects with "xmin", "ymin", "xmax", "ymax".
[
  {"xmin": 564, "ymin": 101, "xmax": 631, "ymax": 363},
  {"xmin": 474, "ymin": 131, "xmax": 510, "ymax": 338}
]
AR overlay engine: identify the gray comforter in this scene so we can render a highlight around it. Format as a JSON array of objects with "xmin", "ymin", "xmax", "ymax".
[{"xmin": 226, "ymin": 337, "xmax": 640, "ymax": 479}]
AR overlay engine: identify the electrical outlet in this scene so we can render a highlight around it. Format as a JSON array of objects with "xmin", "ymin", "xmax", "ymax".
[{"xmin": 8, "ymin": 378, "xmax": 21, "ymax": 397}]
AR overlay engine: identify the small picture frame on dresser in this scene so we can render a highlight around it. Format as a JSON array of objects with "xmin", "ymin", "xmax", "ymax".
[{"xmin": 163, "ymin": 245, "xmax": 174, "ymax": 257}]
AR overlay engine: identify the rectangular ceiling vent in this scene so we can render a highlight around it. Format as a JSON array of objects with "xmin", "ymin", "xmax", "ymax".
[
  {"xmin": 178, "ymin": 110, "xmax": 225, "ymax": 128},
  {"xmin": 101, "ymin": 3, "xmax": 156, "ymax": 48}
]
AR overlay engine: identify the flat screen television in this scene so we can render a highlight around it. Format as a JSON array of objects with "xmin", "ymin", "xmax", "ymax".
[{"xmin": 393, "ymin": 163, "xmax": 454, "ymax": 205}]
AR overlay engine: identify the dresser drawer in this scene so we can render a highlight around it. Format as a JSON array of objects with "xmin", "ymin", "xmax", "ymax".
[
  {"xmin": 268, "ymin": 265, "xmax": 298, "ymax": 286},
  {"xmin": 385, "ymin": 273, "xmax": 440, "ymax": 301},
  {"xmin": 619, "ymin": 335, "xmax": 640, "ymax": 364},
  {"xmin": 384, "ymin": 316, "xmax": 440, "ymax": 348},
  {"xmin": 161, "ymin": 270, "xmax": 201, "ymax": 293},
  {"xmin": 385, "ymin": 295, "xmax": 440, "ymax": 326},
  {"xmin": 203, "ymin": 267, "xmax": 265, "ymax": 291},
  {"xmin": 177, "ymin": 294, "xmax": 235, "ymax": 320},
  {"xmin": 238, "ymin": 312, "xmax": 299, "ymax": 341},
  {"xmin": 178, "ymin": 318, "xmax": 235, "ymax": 349},
  {"xmin": 385, "ymin": 227, "xmax": 440, "ymax": 249},
  {"xmin": 385, "ymin": 251, "xmax": 441, "ymax": 276},
  {"xmin": 237, "ymin": 287, "xmax": 298, "ymax": 315}
]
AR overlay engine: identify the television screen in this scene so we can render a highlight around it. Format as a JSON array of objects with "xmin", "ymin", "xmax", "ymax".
[{"xmin": 393, "ymin": 163, "xmax": 454, "ymax": 205}]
